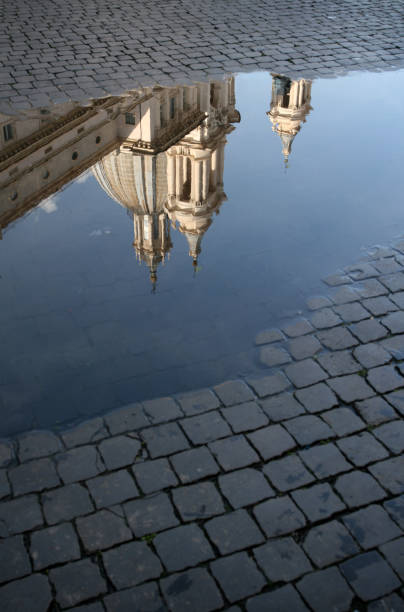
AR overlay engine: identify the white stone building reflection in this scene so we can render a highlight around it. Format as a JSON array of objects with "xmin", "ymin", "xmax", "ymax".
[
  {"xmin": 268, "ymin": 75, "xmax": 312, "ymax": 164},
  {"xmin": 92, "ymin": 79, "xmax": 240, "ymax": 285}
]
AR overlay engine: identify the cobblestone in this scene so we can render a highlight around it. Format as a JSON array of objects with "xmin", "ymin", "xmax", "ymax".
[{"xmin": 2, "ymin": 189, "xmax": 404, "ymax": 607}]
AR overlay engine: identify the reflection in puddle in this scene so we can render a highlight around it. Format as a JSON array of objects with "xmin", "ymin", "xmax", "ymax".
[{"xmin": 1, "ymin": 69, "xmax": 404, "ymax": 435}]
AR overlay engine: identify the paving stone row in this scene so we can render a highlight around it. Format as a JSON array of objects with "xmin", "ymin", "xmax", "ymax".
[
  {"xmin": 1, "ymin": 0, "xmax": 404, "ymax": 111},
  {"xmin": 1, "ymin": 248, "xmax": 404, "ymax": 608}
]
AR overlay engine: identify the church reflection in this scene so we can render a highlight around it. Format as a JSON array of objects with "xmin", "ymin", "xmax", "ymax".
[
  {"xmin": 1, "ymin": 73, "xmax": 312, "ymax": 285},
  {"xmin": 268, "ymin": 74, "xmax": 312, "ymax": 165},
  {"xmin": 92, "ymin": 79, "xmax": 240, "ymax": 286}
]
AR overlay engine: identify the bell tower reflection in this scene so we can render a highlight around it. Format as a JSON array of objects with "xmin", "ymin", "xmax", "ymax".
[{"xmin": 268, "ymin": 74, "xmax": 312, "ymax": 164}]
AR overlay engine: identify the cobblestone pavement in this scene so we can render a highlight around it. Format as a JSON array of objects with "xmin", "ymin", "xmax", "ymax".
[
  {"xmin": 1, "ymin": 0, "xmax": 404, "ymax": 112},
  {"xmin": 1, "ymin": 241, "xmax": 404, "ymax": 610}
]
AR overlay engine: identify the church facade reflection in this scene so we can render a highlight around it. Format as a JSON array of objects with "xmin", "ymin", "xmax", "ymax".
[
  {"xmin": 268, "ymin": 74, "xmax": 312, "ymax": 164},
  {"xmin": 1, "ymin": 78, "xmax": 239, "ymax": 285}
]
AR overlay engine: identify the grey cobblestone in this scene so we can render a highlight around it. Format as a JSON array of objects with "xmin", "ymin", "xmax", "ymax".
[
  {"xmin": 172, "ymin": 482, "xmax": 225, "ymax": 520},
  {"xmin": 296, "ymin": 566, "xmax": 354, "ymax": 612},
  {"xmin": 124, "ymin": 492, "xmax": 179, "ymax": 537},
  {"xmin": 133, "ymin": 457, "xmax": 178, "ymax": 492},
  {"xmin": 221, "ymin": 401, "xmax": 268, "ymax": 433},
  {"xmin": 299, "ymin": 442, "xmax": 351, "ymax": 478},
  {"xmin": 246, "ymin": 584, "xmax": 309, "ymax": 612},
  {"xmin": 154, "ymin": 523, "xmax": 214, "ymax": 572},
  {"xmin": 317, "ymin": 350, "xmax": 361, "ymax": 376},
  {"xmin": 340, "ymin": 551, "xmax": 401, "ymax": 601},
  {"xmin": 295, "ymin": 382, "xmax": 338, "ymax": 413},
  {"xmin": 367, "ymin": 365, "xmax": 404, "ymax": 393},
  {"xmin": 284, "ymin": 359, "xmax": 328, "ymax": 388},
  {"xmin": 176, "ymin": 388, "xmax": 220, "ymax": 416},
  {"xmin": 49, "ymin": 558, "xmax": 107, "ymax": 608},
  {"xmin": 30, "ymin": 522, "xmax": 81, "ymax": 569},
  {"xmin": 55, "ymin": 445, "xmax": 104, "ymax": 483},
  {"xmin": 210, "ymin": 552, "xmax": 266, "ymax": 604},
  {"xmin": 205, "ymin": 508, "xmax": 264, "ymax": 554},
  {"xmin": 384, "ymin": 495, "xmax": 404, "ymax": 528},
  {"xmin": 247, "ymin": 371, "xmax": 290, "ymax": 397},
  {"xmin": 9, "ymin": 457, "xmax": 60, "ymax": 495},
  {"xmin": 253, "ymin": 495, "xmax": 306, "ymax": 537},
  {"xmin": 259, "ymin": 344, "xmax": 291, "ymax": 367},
  {"xmin": 303, "ymin": 520, "xmax": 359, "ymax": 568},
  {"xmin": 219, "ymin": 467, "xmax": 274, "ymax": 508},
  {"xmin": 369, "ymin": 456, "xmax": 404, "ymax": 494},
  {"xmin": 356, "ymin": 396, "xmax": 398, "ymax": 424},
  {"xmin": 292, "ymin": 483, "xmax": 346, "ymax": 522},
  {"xmin": 254, "ymin": 537, "xmax": 312, "ymax": 582},
  {"xmin": 98, "ymin": 435, "xmax": 141, "ymax": 470},
  {"xmin": 141, "ymin": 422, "xmax": 190, "ymax": 457},
  {"xmin": 103, "ymin": 541, "xmax": 163, "ymax": 590},
  {"xmin": 104, "ymin": 582, "xmax": 166, "ymax": 612},
  {"xmin": 284, "ymin": 415, "xmax": 334, "ymax": 446},
  {"xmin": 0, "ymin": 535, "xmax": 31, "ymax": 584},
  {"xmin": 209, "ymin": 435, "xmax": 260, "ymax": 470},
  {"xmin": 87, "ymin": 469, "xmax": 139, "ymax": 508},
  {"xmin": 213, "ymin": 380, "xmax": 254, "ymax": 405},
  {"xmin": 61, "ymin": 418, "xmax": 109, "ymax": 448},
  {"xmin": 42, "ymin": 483, "xmax": 93, "ymax": 524},
  {"xmin": 17, "ymin": 430, "xmax": 62, "ymax": 462},
  {"xmin": 0, "ymin": 494, "xmax": 43, "ymax": 536},
  {"xmin": 337, "ymin": 432, "xmax": 389, "ymax": 466},
  {"xmin": 327, "ymin": 374, "xmax": 375, "ymax": 402},
  {"xmin": 160, "ymin": 568, "xmax": 223, "ymax": 612},
  {"xmin": 343, "ymin": 504, "xmax": 402, "ymax": 549},
  {"xmin": 321, "ymin": 406, "xmax": 366, "ymax": 436},
  {"xmin": 335, "ymin": 471, "xmax": 386, "ymax": 508},
  {"xmin": 76, "ymin": 508, "xmax": 132, "ymax": 552},
  {"xmin": 0, "ymin": 574, "xmax": 52, "ymax": 612},
  {"xmin": 354, "ymin": 342, "xmax": 391, "ymax": 368},
  {"xmin": 373, "ymin": 420, "xmax": 404, "ymax": 454}
]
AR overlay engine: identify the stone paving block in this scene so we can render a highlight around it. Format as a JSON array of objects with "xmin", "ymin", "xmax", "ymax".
[
  {"xmin": 356, "ymin": 396, "xmax": 398, "ymax": 424},
  {"xmin": 61, "ymin": 417, "xmax": 109, "ymax": 448},
  {"xmin": 330, "ymin": 286, "xmax": 360, "ymax": 305},
  {"xmin": 105, "ymin": 402, "xmax": 149, "ymax": 435},
  {"xmin": 30, "ymin": 522, "xmax": 81, "ymax": 570},
  {"xmin": 42, "ymin": 483, "xmax": 93, "ymax": 525},
  {"xmin": 9, "ymin": 457, "xmax": 60, "ymax": 495},
  {"xmin": 263, "ymin": 455, "xmax": 315, "ymax": 492},
  {"xmin": 327, "ymin": 374, "xmax": 375, "ymax": 402},
  {"xmin": 141, "ymin": 422, "xmax": 190, "ymax": 458},
  {"xmin": 335, "ymin": 470, "xmax": 386, "ymax": 508},
  {"xmin": 104, "ymin": 582, "xmax": 166, "ymax": 612},
  {"xmin": 177, "ymin": 389, "xmax": 220, "ymax": 415},
  {"xmin": 49, "ymin": 558, "xmax": 107, "ymax": 608},
  {"xmin": 55, "ymin": 445, "xmax": 104, "ymax": 483},
  {"xmin": 363, "ymin": 296, "xmax": 398, "ymax": 316},
  {"xmin": 373, "ymin": 420, "xmax": 404, "ymax": 454},
  {"xmin": 103, "ymin": 541, "xmax": 162, "ymax": 590},
  {"xmin": 316, "ymin": 327, "xmax": 359, "ymax": 350},
  {"xmin": 367, "ymin": 365, "xmax": 404, "ymax": 393},
  {"xmin": 303, "ymin": 520, "xmax": 359, "ymax": 568},
  {"xmin": 385, "ymin": 390, "xmax": 404, "ymax": 417},
  {"xmin": 254, "ymin": 536, "xmax": 312, "ymax": 582},
  {"xmin": 295, "ymin": 382, "xmax": 338, "ymax": 413},
  {"xmin": 340, "ymin": 551, "xmax": 401, "ymax": 601},
  {"xmin": 380, "ymin": 272, "xmax": 404, "ymax": 292},
  {"xmin": 246, "ymin": 372, "xmax": 290, "ymax": 398},
  {"xmin": 172, "ymin": 482, "xmax": 225, "ymax": 521},
  {"xmin": 160, "ymin": 567, "xmax": 223, "ymax": 612},
  {"xmin": 17, "ymin": 430, "xmax": 62, "ymax": 462},
  {"xmin": 0, "ymin": 440, "xmax": 14, "ymax": 468},
  {"xmin": 213, "ymin": 380, "xmax": 254, "ymax": 405},
  {"xmin": 353, "ymin": 342, "xmax": 391, "ymax": 368},
  {"xmin": 284, "ymin": 359, "xmax": 328, "ymax": 388},
  {"xmin": 0, "ymin": 535, "xmax": 31, "ymax": 584},
  {"xmin": 124, "ymin": 492, "xmax": 179, "ymax": 537},
  {"xmin": 219, "ymin": 467, "xmax": 274, "ymax": 508},
  {"xmin": 260, "ymin": 345, "xmax": 291, "ymax": 367},
  {"xmin": 311, "ymin": 308, "xmax": 342, "ymax": 329},
  {"xmin": 0, "ymin": 574, "xmax": 52, "ymax": 612},
  {"xmin": 283, "ymin": 318, "xmax": 314, "ymax": 337},
  {"xmin": 246, "ymin": 584, "xmax": 310, "ymax": 612},
  {"xmin": 321, "ymin": 406, "xmax": 365, "ymax": 436},
  {"xmin": 209, "ymin": 435, "xmax": 259, "ymax": 470},
  {"xmin": 373, "ymin": 258, "xmax": 403, "ymax": 274},
  {"xmin": 292, "ymin": 482, "xmax": 346, "ymax": 522},
  {"xmin": 382, "ymin": 334, "xmax": 404, "ymax": 360},
  {"xmin": 384, "ymin": 495, "xmax": 404, "ymax": 529},
  {"xmin": 299, "ymin": 442, "xmax": 351, "ymax": 478},
  {"xmin": 288, "ymin": 335, "xmax": 322, "ymax": 360},
  {"xmin": 255, "ymin": 328, "xmax": 284, "ymax": 345},
  {"xmin": 296, "ymin": 566, "xmax": 354, "ymax": 612},
  {"xmin": 64, "ymin": 603, "xmax": 105, "ymax": 612},
  {"xmin": 307, "ymin": 296, "xmax": 332, "ymax": 310},
  {"xmin": 154, "ymin": 523, "xmax": 214, "ymax": 572},
  {"xmin": 345, "ymin": 262, "xmax": 379, "ymax": 280},
  {"xmin": 170, "ymin": 447, "xmax": 219, "ymax": 484},
  {"xmin": 390, "ymin": 291, "xmax": 404, "ymax": 309},
  {"xmin": 284, "ymin": 415, "xmax": 334, "ymax": 445},
  {"xmin": 337, "ymin": 432, "xmax": 389, "ymax": 466},
  {"xmin": 98, "ymin": 435, "xmax": 141, "ymax": 470},
  {"xmin": 0, "ymin": 494, "xmax": 43, "ymax": 536},
  {"xmin": 356, "ymin": 278, "xmax": 389, "ymax": 299},
  {"xmin": 180, "ymin": 412, "xmax": 231, "ymax": 445},
  {"xmin": 253, "ymin": 495, "xmax": 306, "ymax": 537},
  {"xmin": 133, "ymin": 457, "xmax": 178, "ymax": 492},
  {"xmin": 87, "ymin": 469, "xmax": 139, "ymax": 508},
  {"xmin": 260, "ymin": 392, "xmax": 305, "ymax": 421},
  {"xmin": 380, "ymin": 537, "xmax": 404, "ymax": 579},
  {"xmin": 343, "ymin": 504, "xmax": 402, "ymax": 550},
  {"xmin": 367, "ymin": 594, "xmax": 404, "ymax": 612},
  {"xmin": 334, "ymin": 302, "xmax": 370, "ymax": 322},
  {"xmin": 370, "ymin": 456, "xmax": 404, "ymax": 494},
  {"xmin": 205, "ymin": 508, "xmax": 264, "ymax": 554},
  {"xmin": 317, "ymin": 350, "xmax": 361, "ymax": 376},
  {"xmin": 221, "ymin": 401, "xmax": 268, "ymax": 433},
  {"xmin": 248, "ymin": 424, "xmax": 296, "ymax": 460},
  {"xmin": 76, "ymin": 508, "xmax": 132, "ymax": 552},
  {"xmin": 142, "ymin": 397, "xmax": 183, "ymax": 424},
  {"xmin": 210, "ymin": 552, "xmax": 266, "ymax": 604}
]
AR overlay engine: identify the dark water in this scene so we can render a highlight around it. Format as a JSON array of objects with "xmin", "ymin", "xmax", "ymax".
[{"xmin": 1, "ymin": 69, "xmax": 404, "ymax": 435}]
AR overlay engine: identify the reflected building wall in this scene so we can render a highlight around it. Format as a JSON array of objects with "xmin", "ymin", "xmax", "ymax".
[{"xmin": 268, "ymin": 75, "xmax": 312, "ymax": 164}]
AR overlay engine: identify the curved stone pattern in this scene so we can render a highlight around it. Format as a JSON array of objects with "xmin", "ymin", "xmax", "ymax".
[{"xmin": 0, "ymin": 236, "xmax": 403, "ymax": 609}]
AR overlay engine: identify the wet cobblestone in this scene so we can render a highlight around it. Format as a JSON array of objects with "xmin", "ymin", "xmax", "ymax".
[{"xmin": 1, "ymin": 73, "xmax": 404, "ymax": 610}]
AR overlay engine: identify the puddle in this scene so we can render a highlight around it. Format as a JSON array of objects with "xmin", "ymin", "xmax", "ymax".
[{"xmin": 1, "ymin": 69, "xmax": 404, "ymax": 435}]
